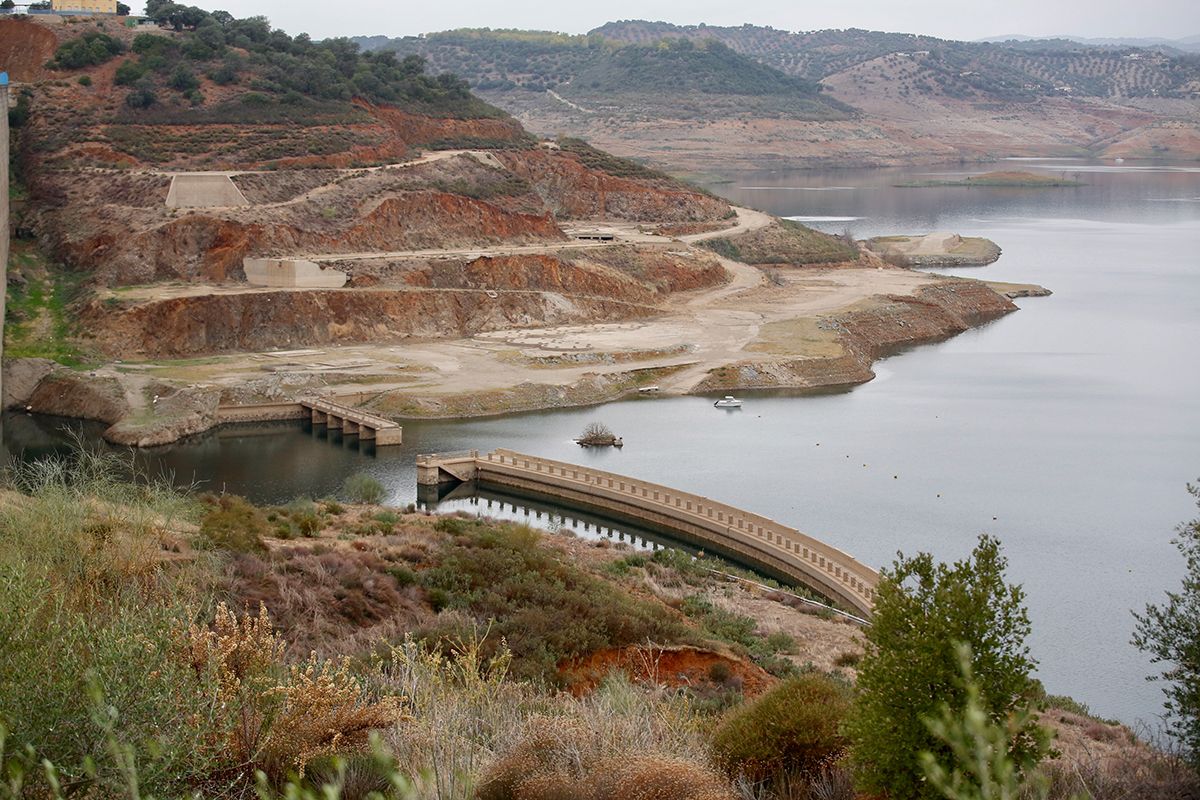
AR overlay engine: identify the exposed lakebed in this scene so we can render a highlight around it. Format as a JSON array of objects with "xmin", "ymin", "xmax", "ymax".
[{"xmin": 5, "ymin": 159, "xmax": 1199, "ymax": 728}]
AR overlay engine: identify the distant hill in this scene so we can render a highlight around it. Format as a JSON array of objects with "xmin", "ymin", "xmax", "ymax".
[
  {"xmin": 980, "ymin": 34, "xmax": 1200, "ymax": 54},
  {"xmin": 345, "ymin": 21, "xmax": 1200, "ymax": 170},
  {"xmin": 590, "ymin": 21, "xmax": 1200, "ymax": 100},
  {"xmin": 351, "ymin": 30, "xmax": 852, "ymax": 121}
]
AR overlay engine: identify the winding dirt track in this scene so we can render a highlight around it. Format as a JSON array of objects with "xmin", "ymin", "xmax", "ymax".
[{"xmin": 102, "ymin": 202, "xmax": 950, "ymax": 403}]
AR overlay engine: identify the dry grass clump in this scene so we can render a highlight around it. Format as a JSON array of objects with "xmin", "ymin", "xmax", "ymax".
[
  {"xmin": 377, "ymin": 634, "xmax": 723, "ymax": 800},
  {"xmin": 477, "ymin": 717, "xmax": 735, "ymax": 800},
  {"xmin": 1038, "ymin": 746, "xmax": 1200, "ymax": 800},
  {"xmin": 185, "ymin": 603, "xmax": 403, "ymax": 781}
]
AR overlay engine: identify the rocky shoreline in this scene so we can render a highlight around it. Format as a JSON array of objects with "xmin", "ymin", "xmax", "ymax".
[{"xmin": 3, "ymin": 275, "xmax": 1049, "ymax": 447}]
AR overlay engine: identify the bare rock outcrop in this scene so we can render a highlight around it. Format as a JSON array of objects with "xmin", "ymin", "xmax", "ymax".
[
  {"xmin": 496, "ymin": 149, "xmax": 731, "ymax": 222},
  {"xmin": 80, "ymin": 288, "xmax": 654, "ymax": 358},
  {"xmin": 2, "ymin": 358, "xmax": 59, "ymax": 410}
]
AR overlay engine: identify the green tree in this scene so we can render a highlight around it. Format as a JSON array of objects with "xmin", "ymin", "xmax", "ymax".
[
  {"xmin": 920, "ymin": 643, "xmax": 1053, "ymax": 800},
  {"xmin": 844, "ymin": 535, "xmax": 1044, "ymax": 800},
  {"xmin": 1132, "ymin": 482, "xmax": 1200, "ymax": 768}
]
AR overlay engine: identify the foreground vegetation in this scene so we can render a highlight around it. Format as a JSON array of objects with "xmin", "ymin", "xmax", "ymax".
[{"xmin": 0, "ymin": 446, "xmax": 1194, "ymax": 799}]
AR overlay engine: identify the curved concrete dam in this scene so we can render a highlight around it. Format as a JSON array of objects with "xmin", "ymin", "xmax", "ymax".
[{"xmin": 417, "ymin": 448, "xmax": 879, "ymax": 615}]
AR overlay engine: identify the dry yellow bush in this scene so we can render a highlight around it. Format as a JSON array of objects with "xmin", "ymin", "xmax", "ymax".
[
  {"xmin": 184, "ymin": 602, "xmax": 402, "ymax": 779},
  {"xmin": 591, "ymin": 756, "xmax": 735, "ymax": 800},
  {"xmin": 262, "ymin": 656, "xmax": 402, "ymax": 777},
  {"xmin": 476, "ymin": 717, "xmax": 735, "ymax": 800}
]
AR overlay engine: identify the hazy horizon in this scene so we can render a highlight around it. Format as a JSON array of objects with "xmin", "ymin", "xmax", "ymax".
[{"xmin": 135, "ymin": 0, "xmax": 1199, "ymax": 45}]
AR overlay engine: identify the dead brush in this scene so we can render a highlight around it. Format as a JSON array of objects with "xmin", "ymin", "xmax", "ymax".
[
  {"xmin": 477, "ymin": 714, "xmax": 736, "ymax": 800},
  {"xmin": 1036, "ymin": 744, "xmax": 1200, "ymax": 800},
  {"xmin": 183, "ymin": 602, "xmax": 403, "ymax": 780},
  {"xmin": 382, "ymin": 631, "xmax": 526, "ymax": 800}
]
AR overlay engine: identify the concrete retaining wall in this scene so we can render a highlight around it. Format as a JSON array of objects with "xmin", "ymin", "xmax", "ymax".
[
  {"xmin": 216, "ymin": 402, "xmax": 307, "ymax": 423},
  {"xmin": 165, "ymin": 174, "xmax": 249, "ymax": 208},
  {"xmin": 243, "ymin": 258, "xmax": 348, "ymax": 288}
]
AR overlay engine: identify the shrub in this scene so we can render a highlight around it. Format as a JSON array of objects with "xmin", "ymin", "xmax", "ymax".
[
  {"xmin": 844, "ymin": 535, "xmax": 1044, "ymax": 800},
  {"xmin": 50, "ymin": 32, "xmax": 125, "ymax": 70},
  {"xmin": 708, "ymin": 661, "xmax": 733, "ymax": 684},
  {"xmin": 168, "ymin": 63, "xmax": 200, "ymax": 92},
  {"xmin": 711, "ymin": 672, "xmax": 851, "ymax": 782},
  {"xmin": 114, "ymin": 58, "xmax": 147, "ymax": 85},
  {"xmin": 343, "ymin": 473, "xmax": 386, "ymax": 505},
  {"xmin": 766, "ymin": 630, "xmax": 797, "ymax": 654},
  {"xmin": 1132, "ymin": 482, "xmax": 1200, "ymax": 769},
  {"xmin": 834, "ymin": 650, "xmax": 861, "ymax": 668},
  {"xmin": 77, "ymin": 75, "xmax": 92, "ymax": 86},
  {"xmin": 209, "ymin": 61, "xmax": 239, "ymax": 85},
  {"xmin": 199, "ymin": 493, "xmax": 269, "ymax": 552},
  {"xmin": 125, "ymin": 83, "xmax": 158, "ymax": 109},
  {"xmin": 418, "ymin": 522, "xmax": 687, "ymax": 682}
]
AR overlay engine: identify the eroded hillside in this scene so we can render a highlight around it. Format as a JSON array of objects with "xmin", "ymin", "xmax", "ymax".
[{"xmin": 5, "ymin": 11, "xmax": 1046, "ymax": 447}]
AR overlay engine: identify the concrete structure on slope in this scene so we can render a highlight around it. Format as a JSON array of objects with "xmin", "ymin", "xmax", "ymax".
[
  {"xmin": 417, "ymin": 448, "xmax": 879, "ymax": 615},
  {"xmin": 50, "ymin": 0, "xmax": 117, "ymax": 14},
  {"xmin": 243, "ymin": 258, "xmax": 348, "ymax": 288},
  {"xmin": 165, "ymin": 174, "xmax": 249, "ymax": 208}
]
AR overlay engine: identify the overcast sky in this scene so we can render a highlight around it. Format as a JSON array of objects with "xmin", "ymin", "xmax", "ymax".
[{"xmin": 155, "ymin": 0, "xmax": 1200, "ymax": 42}]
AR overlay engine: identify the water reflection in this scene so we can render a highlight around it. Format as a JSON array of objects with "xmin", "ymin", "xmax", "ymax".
[{"xmin": 419, "ymin": 480, "xmax": 671, "ymax": 553}]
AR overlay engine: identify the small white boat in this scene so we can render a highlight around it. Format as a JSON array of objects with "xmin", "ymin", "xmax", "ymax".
[{"xmin": 713, "ymin": 396, "xmax": 743, "ymax": 408}]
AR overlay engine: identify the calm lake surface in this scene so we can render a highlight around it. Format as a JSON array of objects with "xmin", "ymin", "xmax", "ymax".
[{"xmin": 5, "ymin": 158, "xmax": 1199, "ymax": 727}]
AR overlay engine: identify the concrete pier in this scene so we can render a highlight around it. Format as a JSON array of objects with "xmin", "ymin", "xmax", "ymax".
[
  {"xmin": 217, "ymin": 399, "xmax": 401, "ymax": 445},
  {"xmin": 416, "ymin": 449, "xmax": 878, "ymax": 615},
  {"xmin": 305, "ymin": 398, "xmax": 401, "ymax": 444}
]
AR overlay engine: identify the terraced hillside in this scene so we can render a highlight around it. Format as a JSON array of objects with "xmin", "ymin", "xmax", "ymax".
[
  {"xmin": 354, "ymin": 30, "xmax": 852, "ymax": 121},
  {"xmin": 591, "ymin": 21, "xmax": 1200, "ymax": 101},
  {"xmin": 353, "ymin": 21, "xmax": 1200, "ymax": 168}
]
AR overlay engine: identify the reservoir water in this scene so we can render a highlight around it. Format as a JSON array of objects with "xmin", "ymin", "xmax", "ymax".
[{"xmin": 5, "ymin": 159, "xmax": 1199, "ymax": 728}]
